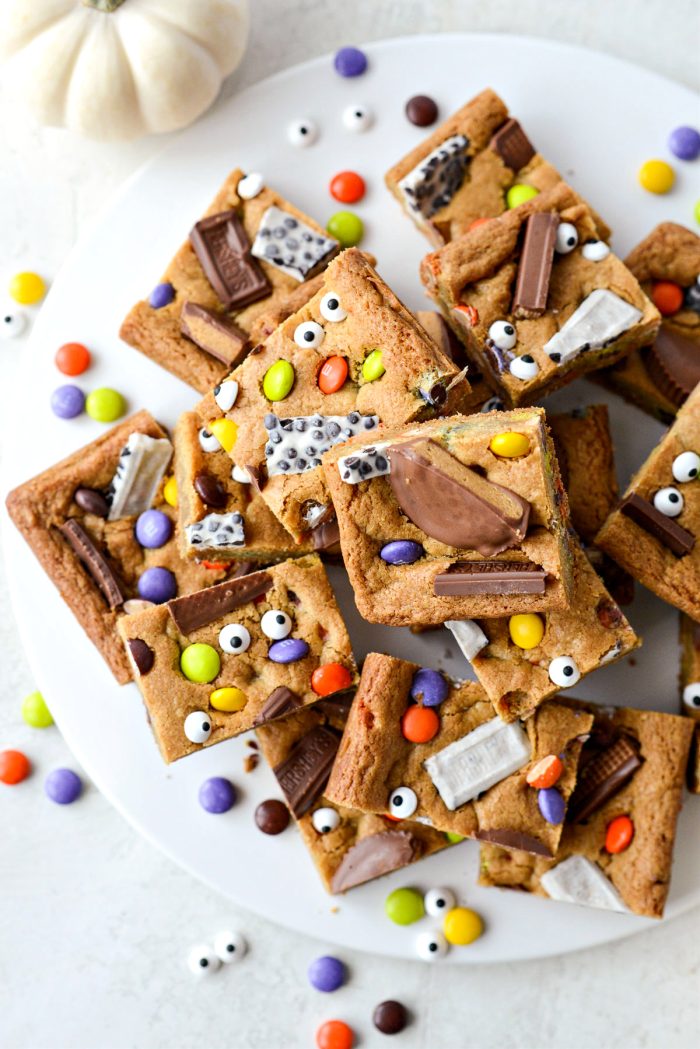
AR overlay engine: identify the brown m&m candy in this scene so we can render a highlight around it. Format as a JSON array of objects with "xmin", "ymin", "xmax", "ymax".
[
  {"xmin": 254, "ymin": 798, "xmax": 290, "ymax": 835},
  {"xmin": 405, "ymin": 95, "xmax": 438, "ymax": 127},
  {"xmin": 193, "ymin": 472, "xmax": 228, "ymax": 508},
  {"xmin": 373, "ymin": 999, "xmax": 408, "ymax": 1035}
]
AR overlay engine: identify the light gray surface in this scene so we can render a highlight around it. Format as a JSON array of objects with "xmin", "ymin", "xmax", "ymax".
[{"xmin": 1, "ymin": 2, "xmax": 699, "ymax": 1047}]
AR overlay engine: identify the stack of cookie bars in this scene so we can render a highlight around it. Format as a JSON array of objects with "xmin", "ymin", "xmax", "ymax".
[{"xmin": 8, "ymin": 89, "xmax": 700, "ymax": 919}]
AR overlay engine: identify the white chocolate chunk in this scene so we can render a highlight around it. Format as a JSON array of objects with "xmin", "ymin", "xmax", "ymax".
[
  {"xmin": 107, "ymin": 433, "xmax": 172, "ymax": 521},
  {"xmin": 251, "ymin": 206, "xmax": 337, "ymax": 282},
  {"xmin": 445, "ymin": 619, "xmax": 489, "ymax": 661},
  {"xmin": 423, "ymin": 719, "xmax": 531, "ymax": 810},
  {"xmin": 540, "ymin": 855, "xmax": 630, "ymax": 912},
  {"xmin": 337, "ymin": 442, "xmax": 392, "ymax": 484},
  {"xmin": 398, "ymin": 135, "xmax": 470, "ymax": 222},
  {"xmin": 544, "ymin": 289, "xmax": 642, "ymax": 366},
  {"xmin": 185, "ymin": 511, "xmax": 245, "ymax": 550},
  {"xmin": 264, "ymin": 412, "xmax": 379, "ymax": 477}
]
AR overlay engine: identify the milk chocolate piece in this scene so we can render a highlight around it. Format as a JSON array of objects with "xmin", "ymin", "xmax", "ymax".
[
  {"xmin": 180, "ymin": 302, "xmax": 248, "ymax": 367},
  {"xmin": 127, "ymin": 638, "xmax": 154, "ymax": 675},
  {"xmin": 189, "ymin": 210, "xmax": 270, "ymax": 310},
  {"xmin": 330, "ymin": 830, "xmax": 416, "ymax": 893},
  {"xmin": 645, "ymin": 329, "xmax": 700, "ymax": 408},
  {"xmin": 568, "ymin": 734, "xmax": 642, "ymax": 823},
  {"xmin": 193, "ymin": 472, "xmax": 228, "ymax": 509},
  {"xmin": 58, "ymin": 519, "xmax": 124, "ymax": 610},
  {"xmin": 388, "ymin": 438, "xmax": 530, "ymax": 555},
  {"xmin": 489, "ymin": 118, "xmax": 536, "ymax": 171},
  {"xmin": 619, "ymin": 492, "xmax": 695, "ymax": 557},
  {"xmin": 254, "ymin": 686, "xmax": 301, "ymax": 726},
  {"xmin": 74, "ymin": 487, "xmax": 110, "ymax": 519},
  {"xmin": 416, "ymin": 310, "xmax": 469, "ymax": 368},
  {"xmin": 474, "ymin": 827, "xmax": 552, "ymax": 856},
  {"xmin": 317, "ymin": 691, "xmax": 355, "ymax": 722},
  {"xmin": 273, "ymin": 725, "xmax": 340, "ymax": 817},
  {"xmin": 434, "ymin": 561, "xmax": 546, "ymax": 596},
  {"xmin": 168, "ymin": 571, "xmax": 273, "ymax": 634},
  {"xmin": 512, "ymin": 212, "xmax": 559, "ymax": 316},
  {"xmin": 311, "ymin": 518, "xmax": 340, "ymax": 551}
]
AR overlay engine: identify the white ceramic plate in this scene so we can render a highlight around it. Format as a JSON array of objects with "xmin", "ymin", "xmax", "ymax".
[{"xmin": 3, "ymin": 34, "xmax": 699, "ymax": 963}]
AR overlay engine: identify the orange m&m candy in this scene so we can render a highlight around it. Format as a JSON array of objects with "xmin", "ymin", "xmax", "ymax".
[
  {"xmin": 318, "ymin": 355, "xmax": 349, "ymax": 394},
  {"xmin": 316, "ymin": 1019, "xmax": 354, "ymax": 1049},
  {"xmin": 526, "ymin": 754, "xmax": 563, "ymax": 789},
  {"xmin": 651, "ymin": 281, "xmax": 684, "ymax": 316},
  {"xmin": 200, "ymin": 560, "xmax": 228, "ymax": 571},
  {"xmin": 0, "ymin": 749, "xmax": 31, "ymax": 785},
  {"xmin": 329, "ymin": 171, "xmax": 366, "ymax": 204},
  {"xmin": 311, "ymin": 663, "xmax": 353, "ymax": 696},
  {"xmin": 605, "ymin": 814, "xmax": 634, "ymax": 854},
  {"xmin": 55, "ymin": 342, "xmax": 91, "ymax": 376},
  {"xmin": 401, "ymin": 704, "xmax": 440, "ymax": 743},
  {"xmin": 468, "ymin": 217, "xmax": 491, "ymax": 231},
  {"xmin": 454, "ymin": 303, "xmax": 479, "ymax": 326}
]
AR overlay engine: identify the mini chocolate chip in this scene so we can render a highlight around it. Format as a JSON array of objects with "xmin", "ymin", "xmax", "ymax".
[
  {"xmin": 193, "ymin": 472, "xmax": 228, "ymax": 508},
  {"xmin": 127, "ymin": 638, "xmax": 154, "ymax": 675},
  {"xmin": 74, "ymin": 487, "xmax": 110, "ymax": 518},
  {"xmin": 254, "ymin": 798, "xmax": 290, "ymax": 835}
]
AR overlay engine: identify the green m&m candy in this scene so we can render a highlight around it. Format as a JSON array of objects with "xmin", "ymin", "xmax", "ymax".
[
  {"xmin": 506, "ymin": 184, "xmax": 539, "ymax": 209},
  {"xmin": 85, "ymin": 387, "xmax": 126, "ymax": 422},
  {"xmin": 180, "ymin": 643, "xmax": 220, "ymax": 683},
  {"xmin": 445, "ymin": 831, "xmax": 465, "ymax": 844},
  {"xmin": 362, "ymin": 349, "xmax": 385, "ymax": 382},
  {"xmin": 385, "ymin": 887, "xmax": 425, "ymax": 925},
  {"xmin": 326, "ymin": 210, "xmax": 364, "ymax": 248},
  {"xmin": 21, "ymin": 690, "xmax": 53, "ymax": 728},
  {"xmin": 263, "ymin": 360, "xmax": 295, "ymax": 401}
]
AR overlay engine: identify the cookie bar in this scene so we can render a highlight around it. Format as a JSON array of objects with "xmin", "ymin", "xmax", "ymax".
[
  {"xmin": 596, "ymin": 223, "xmax": 700, "ymax": 423},
  {"xmin": 679, "ymin": 614, "xmax": 700, "ymax": 792},
  {"xmin": 414, "ymin": 310, "xmax": 496, "ymax": 411},
  {"xmin": 174, "ymin": 411, "xmax": 315, "ymax": 562},
  {"xmin": 420, "ymin": 182, "xmax": 660, "ymax": 408},
  {"xmin": 451, "ymin": 540, "xmax": 639, "ymax": 722},
  {"xmin": 478, "ymin": 701, "xmax": 694, "ymax": 918},
  {"xmin": 256, "ymin": 695, "xmax": 449, "ymax": 894},
  {"xmin": 196, "ymin": 248, "xmax": 473, "ymax": 544},
  {"xmin": 322, "ymin": 407, "xmax": 574, "ymax": 625},
  {"xmin": 5, "ymin": 411, "xmax": 228, "ymax": 684},
  {"xmin": 120, "ymin": 169, "xmax": 339, "ymax": 393},
  {"xmin": 325, "ymin": 654, "xmax": 593, "ymax": 857},
  {"xmin": 596, "ymin": 383, "xmax": 700, "ymax": 621},
  {"xmin": 385, "ymin": 88, "xmax": 610, "ymax": 248},
  {"xmin": 117, "ymin": 555, "xmax": 356, "ymax": 762}
]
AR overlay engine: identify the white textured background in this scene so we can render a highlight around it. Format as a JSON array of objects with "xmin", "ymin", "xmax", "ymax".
[{"xmin": 1, "ymin": 3, "xmax": 699, "ymax": 1047}]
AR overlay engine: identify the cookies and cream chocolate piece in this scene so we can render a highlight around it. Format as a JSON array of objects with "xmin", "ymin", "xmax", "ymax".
[
  {"xmin": 543, "ymin": 289, "xmax": 643, "ymax": 366},
  {"xmin": 325, "ymin": 654, "xmax": 593, "ymax": 857},
  {"xmin": 539, "ymin": 855, "xmax": 629, "ymax": 912},
  {"xmin": 337, "ymin": 443, "xmax": 391, "ymax": 484},
  {"xmin": 250, "ymin": 206, "xmax": 338, "ymax": 282},
  {"xmin": 185, "ymin": 511, "xmax": 245, "ymax": 552},
  {"xmin": 264, "ymin": 411, "xmax": 379, "ymax": 476},
  {"xmin": 397, "ymin": 134, "xmax": 470, "ymax": 223},
  {"xmin": 444, "ymin": 619, "xmax": 488, "ymax": 660},
  {"xmin": 106, "ymin": 432, "xmax": 173, "ymax": 521},
  {"xmin": 679, "ymin": 613, "xmax": 700, "ymax": 792}
]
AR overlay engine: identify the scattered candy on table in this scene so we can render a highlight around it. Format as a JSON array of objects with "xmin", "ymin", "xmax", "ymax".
[
  {"xmin": 51, "ymin": 384, "xmax": 85, "ymax": 419},
  {"xmin": 443, "ymin": 906, "xmax": 483, "ymax": 946},
  {"xmin": 316, "ymin": 1019, "xmax": 354, "ymax": 1049},
  {"xmin": 0, "ymin": 309, "xmax": 26, "ymax": 339},
  {"xmin": 329, "ymin": 171, "xmax": 366, "ymax": 205},
  {"xmin": 384, "ymin": 887, "xmax": 424, "ymax": 925},
  {"xmin": 424, "ymin": 887, "xmax": 456, "ymax": 917},
  {"xmin": 85, "ymin": 387, "xmax": 126, "ymax": 423},
  {"xmin": 44, "ymin": 767, "xmax": 82, "ymax": 804},
  {"xmin": 21, "ymin": 690, "xmax": 53, "ymax": 729},
  {"xmin": 213, "ymin": 929, "xmax": 247, "ymax": 963},
  {"xmin": 308, "ymin": 955, "xmax": 346, "ymax": 992},
  {"xmin": 415, "ymin": 929, "xmax": 448, "ymax": 960},
  {"xmin": 668, "ymin": 125, "xmax": 700, "ymax": 161},
  {"xmin": 288, "ymin": 118, "xmax": 318, "ymax": 148},
  {"xmin": 506, "ymin": 184, "xmax": 539, "ymax": 209},
  {"xmin": 149, "ymin": 282, "xmax": 175, "ymax": 309},
  {"xmin": 638, "ymin": 158, "xmax": 675, "ymax": 194},
  {"xmin": 334, "ymin": 46, "xmax": 367, "ymax": 77},
  {"xmin": 0, "ymin": 749, "xmax": 31, "ymax": 785},
  {"xmin": 138, "ymin": 566, "xmax": 177, "ymax": 605},
  {"xmin": 187, "ymin": 943, "xmax": 220, "ymax": 976},
  {"xmin": 694, "ymin": 199, "xmax": 700, "ymax": 225},
  {"xmin": 342, "ymin": 104, "xmax": 373, "ymax": 132},
  {"xmin": 9, "ymin": 271, "xmax": 45, "ymax": 305},
  {"xmin": 198, "ymin": 776, "xmax": 237, "ymax": 814},
  {"xmin": 326, "ymin": 211, "xmax": 364, "ymax": 248},
  {"xmin": 405, "ymin": 94, "xmax": 438, "ymax": 127},
  {"xmin": 373, "ymin": 1000, "xmax": 408, "ymax": 1035},
  {"xmin": 254, "ymin": 798, "xmax": 290, "ymax": 835},
  {"xmin": 55, "ymin": 342, "xmax": 91, "ymax": 375}
]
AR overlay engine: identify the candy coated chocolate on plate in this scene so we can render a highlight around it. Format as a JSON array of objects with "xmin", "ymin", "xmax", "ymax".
[{"xmin": 254, "ymin": 798, "xmax": 290, "ymax": 835}]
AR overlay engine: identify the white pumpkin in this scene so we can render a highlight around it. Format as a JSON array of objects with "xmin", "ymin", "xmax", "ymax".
[{"xmin": 0, "ymin": 0, "xmax": 250, "ymax": 141}]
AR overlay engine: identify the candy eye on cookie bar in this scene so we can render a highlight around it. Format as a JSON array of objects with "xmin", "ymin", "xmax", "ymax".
[{"xmin": 218, "ymin": 623, "xmax": 251, "ymax": 654}]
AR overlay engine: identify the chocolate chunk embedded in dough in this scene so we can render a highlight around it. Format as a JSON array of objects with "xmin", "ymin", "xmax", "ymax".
[
  {"xmin": 434, "ymin": 561, "xmax": 546, "ymax": 596},
  {"xmin": 168, "ymin": 570, "xmax": 273, "ymax": 634},
  {"xmin": 512, "ymin": 212, "xmax": 559, "ymax": 316},
  {"xmin": 58, "ymin": 519, "xmax": 124, "ymax": 610},
  {"xmin": 189, "ymin": 210, "xmax": 270, "ymax": 310},
  {"xmin": 489, "ymin": 118, "xmax": 536, "ymax": 171},
  {"xmin": 273, "ymin": 725, "xmax": 340, "ymax": 817},
  {"xmin": 619, "ymin": 492, "xmax": 695, "ymax": 557},
  {"xmin": 330, "ymin": 830, "xmax": 416, "ymax": 893}
]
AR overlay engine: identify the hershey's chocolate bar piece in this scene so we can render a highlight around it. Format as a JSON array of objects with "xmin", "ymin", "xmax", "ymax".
[
  {"xmin": 58, "ymin": 519, "xmax": 124, "ymax": 610},
  {"xmin": 489, "ymin": 118, "xmax": 536, "ymax": 171},
  {"xmin": 168, "ymin": 571, "xmax": 272, "ymax": 634},
  {"xmin": 127, "ymin": 638, "xmax": 154, "ymax": 675},
  {"xmin": 388, "ymin": 438, "xmax": 530, "ymax": 556},
  {"xmin": 619, "ymin": 492, "xmax": 695, "ymax": 557},
  {"xmin": 254, "ymin": 686, "xmax": 301, "ymax": 726},
  {"xmin": 474, "ymin": 827, "xmax": 552, "ymax": 857},
  {"xmin": 317, "ymin": 690, "xmax": 355, "ymax": 722},
  {"xmin": 434, "ymin": 561, "xmax": 546, "ymax": 596},
  {"xmin": 312, "ymin": 518, "xmax": 340, "ymax": 551},
  {"xmin": 189, "ymin": 210, "xmax": 270, "ymax": 310},
  {"xmin": 273, "ymin": 725, "xmax": 340, "ymax": 817},
  {"xmin": 512, "ymin": 212, "xmax": 559, "ymax": 316},
  {"xmin": 330, "ymin": 830, "xmax": 416, "ymax": 894},
  {"xmin": 645, "ymin": 329, "xmax": 700, "ymax": 408},
  {"xmin": 180, "ymin": 302, "xmax": 248, "ymax": 367},
  {"xmin": 568, "ymin": 734, "xmax": 642, "ymax": 823}
]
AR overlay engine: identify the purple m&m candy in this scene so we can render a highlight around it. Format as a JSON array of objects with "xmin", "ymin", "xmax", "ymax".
[
  {"xmin": 267, "ymin": 637, "xmax": 310, "ymax": 663},
  {"xmin": 308, "ymin": 955, "xmax": 346, "ymax": 992},
  {"xmin": 149, "ymin": 282, "xmax": 175, "ymax": 309},
  {"xmin": 334, "ymin": 46, "xmax": 367, "ymax": 77},
  {"xmin": 538, "ymin": 787, "xmax": 565, "ymax": 825},
  {"xmin": 137, "ymin": 566, "xmax": 177, "ymax": 604},
  {"xmin": 410, "ymin": 668, "xmax": 448, "ymax": 708},
  {"xmin": 45, "ymin": 768, "xmax": 82, "ymax": 805},
  {"xmin": 199, "ymin": 776, "xmax": 237, "ymax": 814},
  {"xmin": 51, "ymin": 384, "xmax": 85, "ymax": 419},
  {"xmin": 380, "ymin": 540, "xmax": 425, "ymax": 566},
  {"xmin": 668, "ymin": 126, "xmax": 700, "ymax": 161},
  {"xmin": 135, "ymin": 509, "xmax": 173, "ymax": 549}
]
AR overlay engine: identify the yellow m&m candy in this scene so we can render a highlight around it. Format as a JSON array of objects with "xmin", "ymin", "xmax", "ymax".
[
  {"xmin": 209, "ymin": 418, "xmax": 238, "ymax": 453},
  {"xmin": 210, "ymin": 687, "xmax": 247, "ymax": 712},
  {"xmin": 638, "ymin": 159, "xmax": 675, "ymax": 195},
  {"xmin": 489, "ymin": 432, "xmax": 531, "ymax": 458},
  {"xmin": 508, "ymin": 613, "xmax": 545, "ymax": 649},
  {"xmin": 9, "ymin": 271, "xmax": 45, "ymax": 305},
  {"xmin": 443, "ymin": 906, "xmax": 483, "ymax": 946},
  {"xmin": 163, "ymin": 475, "xmax": 178, "ymax": 507}
]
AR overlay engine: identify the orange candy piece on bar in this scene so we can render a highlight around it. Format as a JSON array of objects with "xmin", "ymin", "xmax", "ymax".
[
  {"xmin": 605, "ymin": 814, "xmax": 634, "ymax": 854},
  {"xmin": 651, "ymin": 280, "xmax": 684, "ymax": 316},
  {"xmin": 318, "ymin": 355, "xmax": 349, "ymax": 394},
  {"xmin": 311, "ymin": 662, "xmax": 353, "ymax": 696},
  {"xmin": 526, "ymin": 754, "xmax": 563, "ymax": 789},
  {"xmin": 401, "ymin": 704, "xmax": 440, "ymax": 743}
]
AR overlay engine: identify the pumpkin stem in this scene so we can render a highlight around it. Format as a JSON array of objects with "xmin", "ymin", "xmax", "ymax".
[{"xmin": 83, "ymin": 0, "xmax": 128, "ymax": 11}]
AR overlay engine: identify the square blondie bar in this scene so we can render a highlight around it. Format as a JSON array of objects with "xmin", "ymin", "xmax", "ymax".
[{"xmin": 680, "ymin": 613, "xmax": 700, "ymax": 793}]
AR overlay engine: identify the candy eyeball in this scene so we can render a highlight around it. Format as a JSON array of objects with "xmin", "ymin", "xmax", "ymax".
[
  {"xmin": 214, "ymin": 380, "xmax": 238, "ymax": 412},
  {"xmin": 320, "ymin": 292, "xmax": 348, "ymax": 323},
  {"xmin": 312, "ymin": 806, "xmax": 341, "ymax": 833},
  {"xmin": 294, "ymin": 320, "xmax": 325, "ymax": 349},
  {"xmin": 213, "ymin": 929, "xmax": 247, "ymax": 964},
  {"xmin": 388, "ymin": 786, "xmax": 418, "ymax": 819},
  {"xmin": 198, "ymin": 427, "xmax": 221, "ymax": 453},
  {"xmin": 548, "ymin": 655, "xmax": 581, "ymax": 688},
  {"xmin": 672, "ymin": 451, "xmax": 700, "ymax": 483},
  {"xmin": 481, "ymin": 396, "xmax": 504, "ymax": 413},
  {"xmin": 415, "ymin": 929, "xmax": 448, "ymax": 961},
  {"xmin": 0, "ymin": 309, "xmax": 26, "ymax": 339},
  {"xmin": 509, "ymin": 354, "xmax": 539, "ymax": 380},
  {"xmin": 342, "ymin": 104, "xmax": 373, "ymax": 132},
  {"xmin": 488, "ymin": 320, "xmax": 517, "ymax": 351},
  {"xmin": 187, "ymin": 943, "xmax": 220, "ymax": 976},
  {"xmin": 424, "ymin": 887, "xmax": 456, "ymax": 917},
  {"xmin": 653, "ymin": 486, "xmax": 684, "ymax": 517},
  {"xmin": 232, "ymin": 465, "xmax": 252, "ymax": 484},
  {"xmin": 218, "ymin": 623, "xmax": 251, "ymax": 654},
  {"xmin": 555, "ymin": 222, "xmax": 579, "ymax": 254},
  {"xmin": 581, "ymin": 240, "xmax": 610, "ymax": 262},
  {"xmin": 184, "ymin": 711, "xmax": 213, "ymax": 744},
  {"xmin": 261, "ymin": 609, "xmax": 292, "ymax": 640},
  {"xmin": 682, "ymin": 683, "xmax": 700, "ymax": 711},
  {"xmin": 288, "ymin": 118, "xmax": 318, "ymax": 147},
  {"xmin": 237, "ymin": 173, "xmax": 264, "ymax": 200}
]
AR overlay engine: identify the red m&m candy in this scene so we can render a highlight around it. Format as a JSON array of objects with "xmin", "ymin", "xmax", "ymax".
[
  {"xmin": 311, "ymin": 663, "xmax": 353, "ymax": 696},
  {"xmin": 330, "ymin": 171, "xmax": 366, "ymax": 204},
  {"xmin": 0, "ymin": 749, "xmax": 31, "ymax": 785},
  {"xmin": 318, "ymin": 355, "xmax": 349, "ymax": 394},
  {"xmin": 55, "ymin": 342, "xmax": 91, "ymax": 376}
]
